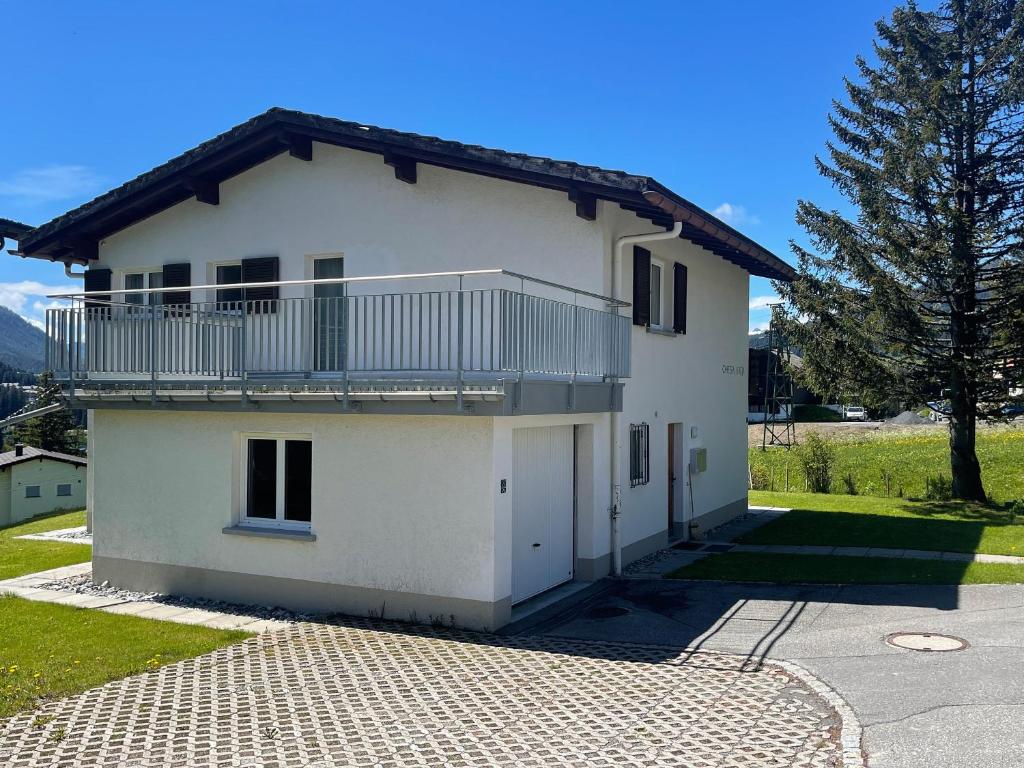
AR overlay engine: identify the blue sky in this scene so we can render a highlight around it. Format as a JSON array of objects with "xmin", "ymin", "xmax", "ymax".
[{"xmin": 0, "ymin": 0, "xmax": 902, "ymax": 330}]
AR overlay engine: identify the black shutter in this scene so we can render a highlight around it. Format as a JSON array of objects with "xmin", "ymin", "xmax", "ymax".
[
  {"xmin": 83, "ymin": 268, "xmax": 111, "ymax": 310},
  {"xmin": 242, "ymin": 256, "xmax": 279, "ymax": 313},
  {"xmin": 162, "ymin": 263, "xmax": 191, "ymax": 306},
  {"xmin": 673, "ymin": 262, "xmax": 688, "ymax": 334},
  {"xmin": 632, "ymin": 246, "xmax": 651, "ymax": 327}
]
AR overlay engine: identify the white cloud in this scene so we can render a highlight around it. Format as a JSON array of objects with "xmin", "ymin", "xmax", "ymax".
[
  {"xmin": 0, "ymin": 281, "xmax": 78, "ymax": 327},
  {"xmin": 749, "ymin": 294, "xmax": 781, "ymax": 310},
  {"xmin": 713, "ymin": 202, "xmax": 761, "ymax": 227},
  {"xmin": 0, "ymin": 165, "xmax": 104, "ymax": 203},
  {"xmin": 749, "ymin": 324, "xmax": 768, "ymax": 334}
]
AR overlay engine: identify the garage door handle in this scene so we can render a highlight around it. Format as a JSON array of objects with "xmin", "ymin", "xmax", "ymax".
[{"xmin": 532, "ymin": 542, "xmax": 541, "ymax": 548}]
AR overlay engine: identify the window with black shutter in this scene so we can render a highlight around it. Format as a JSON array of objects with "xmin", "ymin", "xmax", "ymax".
[
  {"xmin": 629, "ymin": 422, "xmax": 650, "ymax": 488},
  {"xmin": 673, "ymin": 262, "xmax": 688, "ymax": 334},
  {"xmin": 632, "ymin": 246, "xmax": 651, "ymax": 326},
  {"xmin": 83, "ymin": 268, "xmax": 111, "ymax": 310},
  {"xmin": 241, "ymin": 256, "xmax": 280, "ymax": 313}
]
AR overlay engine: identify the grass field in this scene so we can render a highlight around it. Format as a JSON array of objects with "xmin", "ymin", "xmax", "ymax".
[
  {"xmin": 0, "ymin": 511, "xmax": 91, "ymax": 581},
  {"xmin": 0, "ymin": 511, "xmax": 250, "ymax": 719},
  {"xmin": 667, "ymin": 552, "xmax": 1024, "ymax": 585},
  {"xmin": 746, "ymin": 491, "xmax": 1024, "ymax": 555},
  {"xmin": 749, "ymin": 425, "xmax": 1024, "ymax": 502}
]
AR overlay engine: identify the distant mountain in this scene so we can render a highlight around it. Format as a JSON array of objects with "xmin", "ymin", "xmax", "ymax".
[{"xmin": 0, "ymin": 306, "xmax": 46, "ymax": 373}]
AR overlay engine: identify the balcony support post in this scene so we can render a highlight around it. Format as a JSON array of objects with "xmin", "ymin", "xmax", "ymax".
[{"xmin": 342, "ymin": 287, "xmax": 351, "ymax": 411}]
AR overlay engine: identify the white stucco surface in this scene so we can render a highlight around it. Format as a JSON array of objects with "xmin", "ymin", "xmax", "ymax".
[
  {"xmin": 83, "ymin": 139, "xmax": 754, "ymax": 617},
  {"xmin": 91, "ymin": 410, "xmax": 496, "ymax": 603},
  {"xmin": 2, "ymin": 460, "xmax": 86, "ymax": 525}
]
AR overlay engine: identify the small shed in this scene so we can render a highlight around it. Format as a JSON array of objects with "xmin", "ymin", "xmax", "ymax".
[{"xmin": 0, "ymin": 444, "xmax": 87, "ymax": 526}]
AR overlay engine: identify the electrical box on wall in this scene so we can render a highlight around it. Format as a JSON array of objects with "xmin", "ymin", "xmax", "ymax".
[{"xmin": 689, "ymin": 447, "xmax": 707, "ymax": 473}]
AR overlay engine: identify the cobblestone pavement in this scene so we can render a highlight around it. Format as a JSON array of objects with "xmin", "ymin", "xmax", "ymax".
[{"xmin": 0, "ymin": 618, "xmax": 846, "ymax": 767}]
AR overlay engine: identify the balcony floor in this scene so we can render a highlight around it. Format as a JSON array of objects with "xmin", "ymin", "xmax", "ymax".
[{"xmin": 64, "ymin": 378, "xmax": 623, "ymax": 416}]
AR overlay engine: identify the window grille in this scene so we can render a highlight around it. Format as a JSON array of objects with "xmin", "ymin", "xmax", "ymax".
[{"xmin": 629, "ymin": 422, "xmax": 650, "ymax": 488}]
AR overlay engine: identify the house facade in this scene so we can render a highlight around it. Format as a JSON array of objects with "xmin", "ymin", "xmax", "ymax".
[
  {"xmin": 16, "ymin": 109, "xmax": 793, "ymax": 630},
  {"xmin": 0, "ymin": 445, "xmax": 87, "ymax": 526}
]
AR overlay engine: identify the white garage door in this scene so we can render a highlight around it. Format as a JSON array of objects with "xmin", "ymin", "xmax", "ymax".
[{"xmin": 512, "ymin": 426, "xmax": 574, "ymax": 604}]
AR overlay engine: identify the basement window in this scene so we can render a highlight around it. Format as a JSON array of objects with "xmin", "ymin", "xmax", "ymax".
[
  {"xmin": 241, "ymin": 435, "xmax": 312, "ymax": 529},
  {"xmin": 629, "ymin": 423, "xmax": 650, "ymax": 488},
  {"xmin": 25, "ymin": 485, "xmax": 41, "ymax": 499}
]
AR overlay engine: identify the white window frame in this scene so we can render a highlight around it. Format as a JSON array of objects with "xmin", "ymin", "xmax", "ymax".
[
  {"xmin": 207, "ymin": 259, "xmax": 244, "ymax": 306},
  {"xmin": 650, "ymin": 259, "xmax": 667, "ymax": 329},
  {"xmin": 56, "ymin": 483, "xmax": 72, "ymax": 497},
  {"xmin": 239, "ymin": 432, "xmax": 313, "ymax": 531},
  {"xmin": 120, "ymin": 269, "xmax": 164, "ymax": 306}
]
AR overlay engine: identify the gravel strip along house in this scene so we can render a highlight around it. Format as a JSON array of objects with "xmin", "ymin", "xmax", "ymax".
[{"xmin": 14, "ymin": 108, "xmax": 794, "ymax": 630}]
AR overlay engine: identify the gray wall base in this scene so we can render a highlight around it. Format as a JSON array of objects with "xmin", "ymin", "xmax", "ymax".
[
  {"xmin": 574, "ymin": 495, "xmax": 749, "ymax": 579},
  {"xmin": 93, "ymin": 556, "xmax": 510, "ymax": 632},
  {"xmin": 690, "ymin": 495, "xmax": 748, "ymax": 539}
]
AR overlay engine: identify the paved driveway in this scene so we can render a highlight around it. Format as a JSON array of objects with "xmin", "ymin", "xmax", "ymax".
[
  {"xmin": 0, "ymin": 619, "xmax": 847, "ymax": 767},
  {"xmin": 521, "ymin": 580, "xmax": 1024, "ymax": 768}
]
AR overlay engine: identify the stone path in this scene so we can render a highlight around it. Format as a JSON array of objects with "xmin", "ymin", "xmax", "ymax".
[
  {"xmin": 13, "ymin": 526, "xmax": 92, "ymax": 544},
  {"xmin": 0, "ymin": 618, "xmax": 853, "ymax": 767},
  {"xmin": 0, "ymin": 564, "xmax": 289, "ymax": 633}
]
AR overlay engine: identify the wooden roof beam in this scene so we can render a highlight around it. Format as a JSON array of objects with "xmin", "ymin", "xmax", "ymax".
[{"xmin": 383, "ymin": 151, "xmax": 417, "ymax": 184}]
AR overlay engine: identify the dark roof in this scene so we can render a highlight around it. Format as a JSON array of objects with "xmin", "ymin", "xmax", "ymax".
[
  {"xmin": 0, "ymin": 218, "xmax": 34, "ymax": 242},
  {"xmin": 15, "ymin": 108, "xmax": 795, "ymax": 281},
  {"xmin": 0, "ymin": 445, "xmax": 87, "ymax": 470}
]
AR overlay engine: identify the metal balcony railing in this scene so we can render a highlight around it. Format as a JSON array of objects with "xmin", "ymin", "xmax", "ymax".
[{"xmin": 45, "ymin": 269, "xmax": 631, "ymax": 406}]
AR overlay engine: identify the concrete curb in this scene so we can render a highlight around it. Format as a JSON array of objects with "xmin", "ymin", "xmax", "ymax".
[{"xmin": 774, "ymin": 658, "xmax": 866, "ymax": 767}]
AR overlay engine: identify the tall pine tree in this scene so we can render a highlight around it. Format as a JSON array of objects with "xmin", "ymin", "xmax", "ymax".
[{"xmin": 781, "ymin": 0, "xmax": 1024, "ymax": 501}]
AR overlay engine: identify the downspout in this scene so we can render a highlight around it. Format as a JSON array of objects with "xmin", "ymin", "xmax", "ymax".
[
  {"xmin": 65, "ymin": 263, "xmax": 87, "ymax": 279},
  {"xmin": 609, "ymin": 221, "xmax": 682, "ymax": 575}
]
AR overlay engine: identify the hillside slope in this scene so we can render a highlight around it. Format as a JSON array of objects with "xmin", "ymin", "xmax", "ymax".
[{"xmin": 0, "ymin": 306, "xmax": 46, "ymax": 372}]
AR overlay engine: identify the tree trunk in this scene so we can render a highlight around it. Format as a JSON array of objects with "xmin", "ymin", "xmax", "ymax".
[{"xmin": 948, "ymin": 366, "xmax": 986, "ymax": 502}]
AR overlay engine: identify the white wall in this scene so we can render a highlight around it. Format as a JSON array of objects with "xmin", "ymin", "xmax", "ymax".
[
  {"xmin": 7, "ymin": 460, "xmax": 87, "ymax": 523},
  {"xmin": 97, "ymin": 143, "xmax": 607, "ymax": 305},
  {"xmin": 88, "ymin": 141, "xmax": 754, "ymax": 585},
  {"xmin": 0, "ymin": 470, "xmax": 11, "ymax": 526},
  {"xmin": 91, "ymin": 409, "xmax": 497, "ymax": 603},
  {"xmin": 600, "ymin": 205, "xmax": 750, "ymax": 545}
]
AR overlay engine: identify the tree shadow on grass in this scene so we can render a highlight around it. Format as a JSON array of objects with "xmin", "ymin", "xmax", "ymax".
[{"xmin": 741, "ymin": 508, "xmax": 1024, "ymax": 554}]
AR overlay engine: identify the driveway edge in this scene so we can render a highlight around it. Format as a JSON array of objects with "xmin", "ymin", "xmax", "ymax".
[{"xmin": 773, "ymin": 658, "xmax": 866, "ymax": 767}]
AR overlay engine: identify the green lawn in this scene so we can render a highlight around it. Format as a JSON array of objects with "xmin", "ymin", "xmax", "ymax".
[
  {"xmin": 0, "ymin": 510, "xmax": 91, "ymax": 580},
  {"xmin": 747, "ymin": 491, "xmax": 1024, "ymax": 556},
  {"xmin": 667, "ymin": 552, "xmax": 1024, "ymax": 585},
  {"xmin": 0, "ymin": 510, "xmax": 250, "ymax": 719},
  {"xmin": 750, "ymin": 425, "xmax": 1024, "ymax": 501}
]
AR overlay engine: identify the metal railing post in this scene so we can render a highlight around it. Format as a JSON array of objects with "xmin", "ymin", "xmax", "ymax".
[
  {"xmin": 517, "ymin": 280, "xmax": 526, "ymax": 412},
  {"xmin": 570, "ymin": 301, "xmax": 578, "ymax": 412},
  {"xmin": 67, "ymin": 309, "xmax": 75, "ymax": 408},
  {"xmin": 342, "ymin": 287, "xmax": 350, "ymax": 411},
  {"xmin": 239, "ymin": 303, "xmax": 248, "ymax": 406},
  {"xmin": 456, "ymin": 280, "xmax": 464, "ymax": 412},
  {"xmin": 149, "ymin": 303, "xmax": 157, "ymax": 404}
]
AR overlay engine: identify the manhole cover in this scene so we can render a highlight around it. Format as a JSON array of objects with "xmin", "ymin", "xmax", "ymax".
[
  {"xmin": 585, "ymin": 605, "xmax": 631, "ymax": 619},
  {"xmin": 885, "ymin": 632, "xmax": 968, "ymax": 652}
]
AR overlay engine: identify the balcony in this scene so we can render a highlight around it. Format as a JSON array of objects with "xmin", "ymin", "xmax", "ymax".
[{"xmin": 46, "ymin": 269, "xmax": 630, "ymax": 416}]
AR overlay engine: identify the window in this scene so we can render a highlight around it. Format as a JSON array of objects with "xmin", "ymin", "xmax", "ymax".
[
  {"xmin": 216, "ymin": 263, "xmax": 243, "ymax": 304},
  {"xmin": 25, "ymin": 485, "xmax": 40, "ymax": 499},
  {"xmin": 124, "ymin": 271, "xmax": 163, "ymax": 305},
  {"xmin": 242, "ymin": 436, "xmax": 312, "ymax": 528},
  {"xmin": 650, "ymin": 261, "xmax": 664, "ymax": 328},
  {"xmin": 629, "ymin": 423, "xmax": 650, "ymax": 488},
  {"xmin": 56, "ymin": 484, "xmax": 72, "ymax": 497}
]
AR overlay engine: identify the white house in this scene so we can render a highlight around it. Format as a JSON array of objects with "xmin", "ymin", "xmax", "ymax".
[
  {"xmin": 0, "ymin": 444, "xmax": 87, "ymax": 526},
  {"xmin": 16, "ymin": 109, "xmax": 794, "ymax": 630}
]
